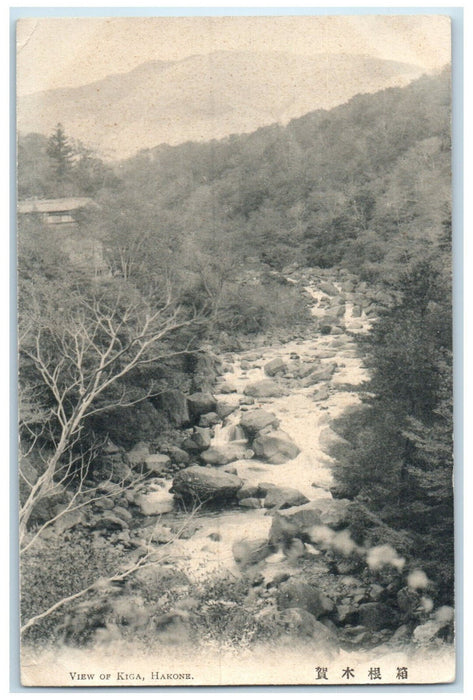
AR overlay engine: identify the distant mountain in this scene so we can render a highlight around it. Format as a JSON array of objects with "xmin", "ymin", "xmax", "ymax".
[{"xmin": 18, "ymin": 51, "xmax": 424, "ymax": 159}]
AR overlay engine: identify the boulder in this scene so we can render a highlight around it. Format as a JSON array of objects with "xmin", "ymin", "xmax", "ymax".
[
  {"xmin": 92, "ymin": 511, "xmax": 129, "ymax": 531},
  {"xmin": 127, "ymin": 442, "xmax": 150, "ymax": 468},
  {"xmin": 239, "ymin": 409, "xmax": 279, "ymax": 438},
  {"xmin": 200, "ymin": 444, "xmax": 252, "ymax": 465},
  {"xmin": 138, "ymin": 523, "xmax": 174, "ymax": 544},
  {"xmin": 318, "ymin": 281, "xmax": 339, "ymax": 296},
  {"xmin": 257, "ymin": 482, "xmax": 277, "ymax": 497},
  {"xmin": 244, "ymin": 352, "xmax": 262, "ymax": 362},
  {"xmin": 358, "ymin": 602, "xmax": 395, "ymax": 631},
  {"xmin": 167, "ymin": 446, "xmax": 191, "ymax": 466},
  {"xmin": 217, "ymin": 382, "xmax": 238, "ymax": 394},
  {"xmin": 297, "ymin": 362, "xmax": 319, "ymax": 378},
  {"xmin": 172, "ymin": 466, "xmax": 243, "ymax": 503},
  {"xmin": 276, "ymin": 608, "xmax": 339, "ymax": 647},
  {"xmin": 155, "ymin": 390, "xmax": 190, "ymax": 427},
  {"xmin": 311, "ymin": 363, "xmax": 337, "ymax": 382},
  {"xmin": 413, "ymin": 608, "xmax": 453, "ymax": 643},
  {"xmin": 264, "ymin": 487, "xmax": 309, "ymax": 510},
  {"xmin": 134, "ymin": 492, "xmax": 174, "ymax": 516},
  {"xmin": 187, "ymin": 392, "xmax": 217, "ymax": 420},
  {"xmin": 397, "ymin": 587, "xmax": 422, "ymax": 616},
  {"xmin": 320, "ymin": 315, "xmax": 339, "ymax": 326},
  {"xmin": 144, "ymin": 453, "xmax": 172, "ymax": 475},
  {"xmin": 351, "ymin": 305, "xmax": 362, "ymax": 318},
  {"xmin": 181, "ymin": 437, "xmax": 201, "ymax": 453},
  {"xmin": 190, "ymin": 354, "xmax": 219, "ymax": 392},
  {"xmin": 239, "ymin": 396, "xmax": 255, "ymax": 406},
  {"xmin": 310, "ymin": 498, "xmax": 351, "ymax": 529},
  {"xmin": 198, "ymin": 412, "xmax": 220, "ymax": 427},
  {"xmin": 264, "ymin": 357, "xmax": 287, "ymax": 377},
  {"xmin": 299, "ymin": 375, "xmax": 317, "ymax": 388},
  {"xmin": 270, "ymin": 503, "xmax": 322, "ymax": 546},
  {"xmin": 236, "ymin": 483, "xmax": 260, "ymax": 500},
  {"xmin": 350, "ymin": 320, "xmax": 364, "ymax": 329},
  {"xmin": 53, "ymin": 509, "xmax": 85, "ymax": 534},
  {"xmin": 252, "ymin": 430, "xmax": 300, "ymax": 464},
  {"xmin": 239, "ymin": 498, "xmax": 261, "ymax": 509},
  {"xmin": 330, "ymin": 305, "xmax": 346, "ymax": 318},
  {"xmin": 243, "ymin": 379, "xmax": 287, "ymax": 398},
  {"xmin": 94, "ymin": 496, "xmax": 115, "ymax": 510},
  {"xmin": 277, "ymin": 580, "xmax": 332, "ymax": 618},
  {"xmin": 104, "ymin": 459, "xmax": 134, "ymax": 483},
  {"xmin": 216, "ymin": 399, "xmax": 239, "ymax": 419},
  {"xmin": 316, "ymin": 349, "xmax": 337, "ymax": 359},
  {"xmin": 368, "ymin": 584, "xmax": 385, "ymax": 602},
  {"xmin": 313, "ymin": 387, "xmax": 331, "ymax": 402},
  {"xmin": 318, "ymin": 426, "xmax": 349, "ymax": 453},
  {"xmin": 191, "ymin": 427, "xmax": 212, "ymax": 451},
  {"xmin": 232, "ymin": 538, "xmax": 273, "ymax": 567},
  {"xmin": 113, "ymin": 506, "xmax": 133, "ymax": 522},
  {"xmin": 269, "ymin": 499, "xmax": 350, "ymax": 546}
]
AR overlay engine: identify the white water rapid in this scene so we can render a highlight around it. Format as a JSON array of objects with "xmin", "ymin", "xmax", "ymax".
[{"xmin": 161, "ymin": 279, "xmax": 371, "ymax": 579}]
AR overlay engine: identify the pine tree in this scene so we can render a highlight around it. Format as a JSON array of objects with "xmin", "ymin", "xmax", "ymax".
[{"xmin": 46, "ymin": 123, "xmax": 74, "ymax": 193}]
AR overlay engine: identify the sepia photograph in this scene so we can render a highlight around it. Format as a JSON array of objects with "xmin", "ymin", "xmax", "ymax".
[{"xmin": 16, "ymin": 13, "xmax": 455, "ymax": 686}]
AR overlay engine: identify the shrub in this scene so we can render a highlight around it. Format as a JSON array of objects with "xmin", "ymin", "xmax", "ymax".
[{"xmin": 21, "ymin": 531, "xmax": 127, "ymax": 646}]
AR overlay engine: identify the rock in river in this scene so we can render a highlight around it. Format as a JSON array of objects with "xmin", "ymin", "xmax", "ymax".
[
  {"xmin": 264, "ymin": 487, "xmax": 309, "ymax": 510},
  {"xmin": 264, "ymin": 357, "xmax": 287, "ymax": 377},
  {"xmin": 187, "ymin": 392, "xmax": 217, "ymax": 420},
  {"xmin": 252, "ymin": 430, "xmax": 300, "ymax": 464},
  {"xmin": 318, "ymin": 280, "xmax": 339, "ymax": 296},
  {"xmin": 239, "ymin": 409, "xmax": 279, "ymax": 438},
  {"xmin": 269, "ymin": 499, "xmax": 350, "ymax": 545},
  {"xmin": 172, "ymin": 466, "xmax": 243, "ymax": 504},
  {"xmin": 243, "ymin": 379, "xmax": 287, "ymax": 398},
  {"xmin": 135, "ymin": 492, "xmax": 174, "ymax": 516},
  {"xmin": 144, "ymin": 453, "xmax": 171, "ymax": 475},
  {"xmin": 200, "ymin": 444, "xmax": 253, "ymax": 465}
]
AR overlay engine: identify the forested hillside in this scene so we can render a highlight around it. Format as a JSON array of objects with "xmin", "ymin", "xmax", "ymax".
[
  {"xmin": 19, "ymin": 69, "xmax": 451, "ymax": 283},
  {"xmin": 107, "ymin": 68, "xmax": 451, "ymax": 280},
  {"xmin": 18, "ymin": 67, "xmax": 454, "ymax": 654}
]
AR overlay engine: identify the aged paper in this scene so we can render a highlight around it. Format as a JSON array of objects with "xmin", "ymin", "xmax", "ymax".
[{"xmin": 17, "ymin": 15, "xmax": 455, "ymax": 686}]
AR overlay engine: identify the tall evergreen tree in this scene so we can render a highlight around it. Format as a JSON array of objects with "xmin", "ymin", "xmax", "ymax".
[{"xmin": 46, "ymin": 123, "xmax": 74, "ymax": 193}]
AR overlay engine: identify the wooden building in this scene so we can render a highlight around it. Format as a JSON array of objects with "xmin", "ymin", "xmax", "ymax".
[{"xmin": 18, "ymin": 197, "xmax": 108, "ymax": 275}]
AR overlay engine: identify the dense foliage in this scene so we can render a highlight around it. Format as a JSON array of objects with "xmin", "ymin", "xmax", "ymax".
[
  {"xmin": 330, "ymin": 257, "xmax": 453, "ymax": 601},
  {"xmin": 18, "ymin": 67, "xmax": 454, "ymax": 635},
  {"xmin": 108, "ymin": 69, "xmax": 451, "ymax": 280}
]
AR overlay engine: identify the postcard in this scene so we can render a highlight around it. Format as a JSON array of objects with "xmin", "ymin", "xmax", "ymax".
[{"xmin": 16, "ymin": 14, "xmax": 455, "ymax": 686}]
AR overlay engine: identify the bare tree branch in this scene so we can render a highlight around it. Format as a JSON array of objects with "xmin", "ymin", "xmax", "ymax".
[{"xmin": 18, "ymin": 286, "xmax": 204, "ymax": 543}]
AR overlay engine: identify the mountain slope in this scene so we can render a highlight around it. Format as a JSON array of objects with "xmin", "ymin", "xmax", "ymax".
[{"xmin": 18, "ymin": 50, "xmax": 423, "ymax": 159}]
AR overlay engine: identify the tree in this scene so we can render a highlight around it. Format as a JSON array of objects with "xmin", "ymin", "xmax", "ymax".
[
  {"xmin": 330, "ymin": 259, "xmax": 453, "ymax": 599},
  {"xmin": 18, "ymin": 279, "xmax": 203, "ymax": 547},
  {"xmin": 46, "ymin": 123, "xmax": 74, "ymax": 193}
]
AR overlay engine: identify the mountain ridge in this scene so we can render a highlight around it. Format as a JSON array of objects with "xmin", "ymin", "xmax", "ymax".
[{"xmin": 18, "ymin": 50, "xmax": 425, "ymax": 159}]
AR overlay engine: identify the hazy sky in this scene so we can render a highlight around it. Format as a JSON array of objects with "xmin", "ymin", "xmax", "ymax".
[{"xmin": 17, "ymin": 15, "xmax": 451, "ymax": 97}]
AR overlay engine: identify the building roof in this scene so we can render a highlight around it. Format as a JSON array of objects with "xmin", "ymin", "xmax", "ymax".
[{"xmin": 18, "ymin": 197, "xmax": 95, "ymax": 214}]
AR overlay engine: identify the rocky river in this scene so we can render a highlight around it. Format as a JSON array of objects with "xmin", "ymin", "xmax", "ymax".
[{"xmin": 22, "ymin": 267, "xmax": 455, "ymax": 686}]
